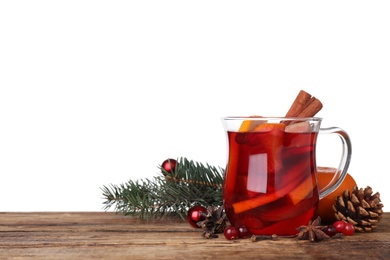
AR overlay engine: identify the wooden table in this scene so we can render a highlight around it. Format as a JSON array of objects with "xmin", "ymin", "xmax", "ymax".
[{"xmin": 0, "ymin": 212, "xmax": 389, "ymax": 259}]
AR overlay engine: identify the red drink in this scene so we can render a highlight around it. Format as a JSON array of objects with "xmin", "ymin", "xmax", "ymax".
[{"xmin": 223, "ymin": 124, "xmax": 319, "ymax": 235}]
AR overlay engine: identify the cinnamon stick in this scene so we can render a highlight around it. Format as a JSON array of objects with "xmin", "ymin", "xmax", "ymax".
[
  {"xmin": 285, "ymin": 90, "xmax": 323, "ymax": 118},
  {"xmin": 296, "ymin": 97, "xmax": 323, "ymax": 118},
  {"xmin": 285, "ymin": 90, "xmax": 312, "ymax": 117}
]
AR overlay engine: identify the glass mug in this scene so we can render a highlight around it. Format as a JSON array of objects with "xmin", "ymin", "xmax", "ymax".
[{"xmin": 222, "ymin": 117, "xmax": 352, "ymax": 236}]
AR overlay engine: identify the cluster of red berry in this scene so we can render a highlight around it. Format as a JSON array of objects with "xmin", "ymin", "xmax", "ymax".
[
  {"xmin": 223, "ymin": 225, "xmax": 251, "ymax": 240},
  {"xmin": 325, "ymin": 220, "xmax": 355, "ymax": 236}
]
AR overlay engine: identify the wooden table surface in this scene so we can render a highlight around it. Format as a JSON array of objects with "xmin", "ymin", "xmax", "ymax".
[{"xmin": 0, "ymin": 212, "xmax": 389, "ymax": 259}]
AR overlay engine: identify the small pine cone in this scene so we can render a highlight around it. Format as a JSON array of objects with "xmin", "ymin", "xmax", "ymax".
[
  {"xmin": 197, "ymin": 206, "xmax": 228, "ymax": 238},
  {"xmin": 333, "ymin": 186, "xmax": 384, "ymax": 232}
]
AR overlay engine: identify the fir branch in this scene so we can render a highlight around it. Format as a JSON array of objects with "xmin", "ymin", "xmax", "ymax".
[{"xmin": 101, "ymin": 157, "xmax": 225, "ymax": 220}]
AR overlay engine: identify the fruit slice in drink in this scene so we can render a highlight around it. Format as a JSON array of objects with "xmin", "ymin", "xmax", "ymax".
[
  {"xmin": 232, "ymin": 159, "xmax": 309, "ymax": 214},
  {"xmin": 238, "ymin": 116, "xmax": 266, "ymax": 132}
]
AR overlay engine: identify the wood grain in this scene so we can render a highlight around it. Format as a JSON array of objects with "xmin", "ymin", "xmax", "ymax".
[{"xmin": 1, "ymin": 212, "xmax": 389, "ymax": 259}]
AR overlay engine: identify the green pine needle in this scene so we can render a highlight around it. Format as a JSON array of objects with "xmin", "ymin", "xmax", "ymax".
[{"xmin": 101, "ymin": 157, "xmax": 224, "ymax": 220}]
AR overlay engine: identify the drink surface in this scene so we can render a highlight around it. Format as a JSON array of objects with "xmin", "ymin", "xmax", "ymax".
[{"xmin": 223, "ymin": 129, "xmax": 319, "ymax": 235}]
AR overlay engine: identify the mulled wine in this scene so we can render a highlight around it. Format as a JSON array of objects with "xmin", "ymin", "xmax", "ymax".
[{"xmin": 222, "ymin": 117, "xmax": 351, "ymax": 236}]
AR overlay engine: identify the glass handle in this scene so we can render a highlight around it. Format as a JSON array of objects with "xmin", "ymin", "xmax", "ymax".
[{"xmin": 318, "ymin": 127, "xmax": 352, "ymax": 200}]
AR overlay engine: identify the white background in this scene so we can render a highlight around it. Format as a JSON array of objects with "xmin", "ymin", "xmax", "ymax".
[{"xmin": 1, "ymin": 1, "xmax": 389, "ymax": 212}]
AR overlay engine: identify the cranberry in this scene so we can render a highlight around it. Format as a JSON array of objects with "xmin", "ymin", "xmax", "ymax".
[
  {"xmin": 342, "ymin": 223, "xmax": 355, "ymax": 236},
  {"xmin": 333, "ymin": 220, "xmax": 346, "ymax": 233},
  {"xmin": 237, "ymin": 225, "xmax": 251, "ymax": 238},
  {"xmin": 324, "ymin": 225, "xmax": 337, "ymax": 237},
  {"xmin": 224, "ymin": 226, "xmax": 239, "ymax": 240}
]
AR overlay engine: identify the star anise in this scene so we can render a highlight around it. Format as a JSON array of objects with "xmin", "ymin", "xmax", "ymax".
[{"xmin": 296, "ymin": 216, "xmax": 330, "ymax": 242}]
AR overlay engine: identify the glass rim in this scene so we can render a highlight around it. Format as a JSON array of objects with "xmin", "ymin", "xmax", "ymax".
[{"xmin": 222, "ymin": 116, "xmax": 322, "ymax": 121}]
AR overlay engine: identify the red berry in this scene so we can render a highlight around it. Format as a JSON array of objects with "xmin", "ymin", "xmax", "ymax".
[
  {"xmin": 324, "ymin": 225, "xmax": 337, "ymax": 237},
  {"xmin": 161, "ymin": 158, "xmax": 177, "ymax": 175},
  {"xmin": 224, "ymin": 226, "xmax": 239, "ymax": 240},
  {"xmin": 186, "ymin": 205, "xmax": 207, "ymax": 228},
  {"xmin": 342, "ymin": 223, "xmax": 355, "ymax": 236},
  {"xmin": 333, "ymin": 220, "xmax": 346, "ymax": 233},
  {"xmin": 237, "ymin": 225, "xmax": 251, "ymax": 238}
]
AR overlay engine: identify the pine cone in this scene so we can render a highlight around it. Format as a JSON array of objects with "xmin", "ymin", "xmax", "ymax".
[
  {"xmin": 333, "ymin": 186, "xmax": 384, "ymax": 232},
  {"xmin": 197, "ymin": 206, "xmax": 228, "ymax": 239}
]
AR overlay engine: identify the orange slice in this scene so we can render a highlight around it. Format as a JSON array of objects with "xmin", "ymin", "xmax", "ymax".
[
  {"xmin": 238, "ymin": 116, "xmax": 266, "ymax": 132},
  {"xmin": 288, "ymin": 174, "xmax": 317, "ymax": 205}
]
